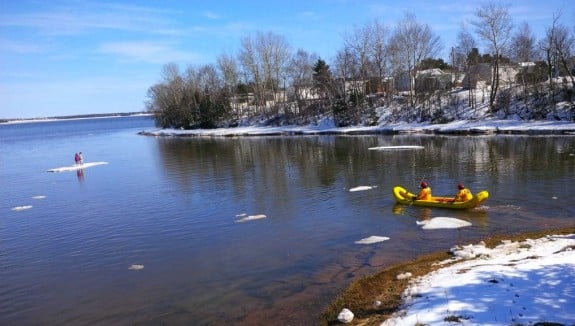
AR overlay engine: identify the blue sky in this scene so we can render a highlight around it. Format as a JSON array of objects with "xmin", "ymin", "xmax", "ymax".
[{"xmin": 1, "ymin": 0, "xmax": 573, "ymax": 119}]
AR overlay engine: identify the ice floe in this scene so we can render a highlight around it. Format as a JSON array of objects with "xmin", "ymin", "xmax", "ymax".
[
  {"xmin": 12, "ymin": 205, "xmax": 33, "ymax": 211},
  {"xmin": 128, "ymin": 264, "xmax": 144, "ymax": 270},
  {"xmin": 355, "ymin": 236, "xmax": 390, "ymax": 244},
  {"xmin": 368, "ymin": 145, "xmax": 424, "ymax": 151},
  {"xmin": 32, "ymin": 195, "xmax": 46, "ymax": 199},
  {"xmin": 235, "ymin": 214, "xmax": 267, "ymax": 223},
  {"xmin": 47, "ymin": 162, "xmax": 108, "ymax": 172},
  {"xmin": 416, "ymin": 217, "xmax": 472, "ymax": 229},
  {"xmin": 349, "ymin": 185, "xmax": 377, "ymax": 192}
]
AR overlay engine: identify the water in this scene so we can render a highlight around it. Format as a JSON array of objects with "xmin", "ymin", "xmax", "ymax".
[{"xmin": 1, "ymin": 116, "xmax": 574, "ymax": 325}]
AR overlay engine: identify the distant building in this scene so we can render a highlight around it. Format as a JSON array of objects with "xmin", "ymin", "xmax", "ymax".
[
  {"xmin": 461, "ymin": 63, "xmax": 521, "ymax": 89},
  {"xmin": 415, "ymin": 68, "xmax": 452, "ymax": 92}
]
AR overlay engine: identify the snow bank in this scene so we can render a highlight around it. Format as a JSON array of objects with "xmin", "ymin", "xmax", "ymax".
[{"xmin": 382, "ymin": 234, "xmax": 575, "ymax": 325}]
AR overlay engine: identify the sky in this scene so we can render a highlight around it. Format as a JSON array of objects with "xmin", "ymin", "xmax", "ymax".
[{"xmin": 1, "ymin": 0, "xmax": 573, "ymax": 119}]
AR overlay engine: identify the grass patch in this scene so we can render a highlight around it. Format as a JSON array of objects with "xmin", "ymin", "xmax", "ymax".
[{"xmin": 320, "ymin": 226, "xmax": 575, "ymax": 325}]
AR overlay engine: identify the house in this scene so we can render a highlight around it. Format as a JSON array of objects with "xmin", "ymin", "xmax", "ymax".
[
  {"xmin": 461, "ymin": 63, "xmax": 521, "ymax": 89},
  {"xmin": 415, "ymin": 68, "xmax": 452, "ymax": 92}
]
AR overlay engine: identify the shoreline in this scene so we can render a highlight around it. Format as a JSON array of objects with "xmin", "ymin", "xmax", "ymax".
[
  {"xmin": 138, "ymin": 119, "xmax": 575, "ymax": 137},
  {"xmin": 320, "ymin": 226, "xmax": 575, "ymax": 325}
]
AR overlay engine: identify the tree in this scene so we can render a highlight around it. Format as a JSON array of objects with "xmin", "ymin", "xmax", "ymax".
[
  {"xmin": 390, "ymin": 13, "xmax": 442, "ymax": 109},
  {"xmin": 472, "ymin": 2, "xmax": 514, "ymax": 113},
  {"xmin": 511, "ymin": 21, "xmax": 537, "ymax": 63},
  {"xmin": 217, "ymin": 52, "xmax": 240, "ymax": 115},
  {"xmin": 238, "ymin": 31, "xmax": 292, "ymax": 115},
  {"xmin": 511, "ymin": 21, "xmax": 537, "ymax": 108},
  {"xmin": 146, "ymin": 63, "xmax": 188, "ymax": 128},
  {"xmin": 455, "ymin": 27, "xmax": 477, "ymax": 109},
  {"xmin": 368, "ymin": 19, "xmax": 390, "ymax": 96},
  {"xmin": 287, "ymin": 49, "xmax": 318, "ymax": 107},
  {"xmin": 418, "ymin": 57, "xmax": 451, "ymax": 70},
  {"xmin": 312, "ymin": 58, "xmax": 333, "ymax": 99}
]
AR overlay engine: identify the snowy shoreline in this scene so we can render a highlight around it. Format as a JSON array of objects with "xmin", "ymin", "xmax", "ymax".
[
  {"xmin": 327, "ymin": 228, "xmax": 575, "ymax": 325},
  {"xmin": 138, "ymin": 119, "xmax": 575, "ymax": 137},
  {"xmin": 379, "ymin": 233, "xmax": 575, "ymax": 325}
]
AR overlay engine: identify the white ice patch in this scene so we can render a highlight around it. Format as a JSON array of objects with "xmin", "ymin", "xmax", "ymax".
[
  {"xmin": 128, "ymin": 264, "xmax": 144, "ymax": 270},
  {"xmin": 235, "ymin": 214, "xmax": 267, "ymax": 223},
  {"xmin": 12, "ymin": 205, "xmax": 32, "ymax": 211},
  {"xmin": 368, "ymin": 145, "xmax": 424, "ymax": 151},
  {"xmin": 32, "ymin": 195, "xmax": 46, "ymax": 199},
  {"xmin": 349, "ymin": 185, "xmax": 377, "ymax": 192},
  {"xmin": 397, "ymin": 272, "xmax": 413, "ymax": 280},
  {"xmin": 47, "ymin": 162, "xmax": 108, "ymax": 172},
  {"xmin": 355, "ymin": 235, "xmax": 390, "ymax": 244},
  {"xmin": 416, "ymin": 217, "xmax": 472, "ymax": 229}
]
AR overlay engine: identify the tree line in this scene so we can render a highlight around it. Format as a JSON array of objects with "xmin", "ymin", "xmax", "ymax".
[{"xmin": 146, "ymin": 3, "xmax": 575, "ymax": 129}]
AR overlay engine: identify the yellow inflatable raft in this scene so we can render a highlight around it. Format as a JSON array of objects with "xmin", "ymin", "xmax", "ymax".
[{"xmin": 393, "ymin": 186, "xmax": 489, "ymax": 209}]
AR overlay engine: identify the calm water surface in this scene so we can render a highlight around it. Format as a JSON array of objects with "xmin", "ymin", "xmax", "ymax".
[{"xmin": 1, "ymin": 116, "xmax": 574, "ymax": 325}]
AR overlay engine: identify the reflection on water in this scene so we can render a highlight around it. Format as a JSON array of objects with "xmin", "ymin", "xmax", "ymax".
[{"xmin": 2, "ymin": 119, "xmax": 575, "ymax": 325}]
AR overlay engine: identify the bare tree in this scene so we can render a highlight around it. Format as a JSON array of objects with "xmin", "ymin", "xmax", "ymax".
[
  {"xmin": 390, "ymin": 13, "xmax": 442, "ymax": 112},
  {"xmin": 217, "ymin": 52, "xmax": 240, "ymax": 114},
  {"xmin": 344, "ymin": 24, "xmax": 371, "ymax": 103},
  {"xmin": 287, "ymin": 49, "xmax": 318, "ymax": 109},
  {"xmin": 472, "ymin": 2, "xmax": 514, "ymax": 113},
  {"xmin": 238, "ymin": 31, "xmax": 292, "ymax": 116},
  {"xmin": 553, "ymin": 23, "xmax": 575, "ymax": 87},
  {"xmin": 368, "ymin": 19, "xmax": 390, "ymax": 96},
  {"xmin": 538, "ymin": 13, "xmax": 562, "ymax": 110},
  {"xmin": 511, "ymin": 21, "xmax": 537, "ymax": 109},
  {"xmin": 455, "ymin": 25, "xmax": 478, "ymax": 111},
  {"xmin": 511, "ymin": 21, "xmax": 537, "ymax": 63},
  {"xmin": 238, "ymin": 35, "xmax": 264, "ymax": 109},
  {"xmin": 256, "ymin": 31, "xmax": 291, "ymax": 106}
]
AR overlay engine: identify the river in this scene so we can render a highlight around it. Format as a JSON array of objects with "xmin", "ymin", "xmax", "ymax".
[{"xmin": 1, "ymin": 116, "xmax": 574, "ymax": 325}]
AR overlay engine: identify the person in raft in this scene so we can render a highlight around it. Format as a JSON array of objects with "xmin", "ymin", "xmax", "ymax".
[
  {"xmin": 413, "ymin": 181, "xmax": 432, "ymax": 200},
  {"xmin": 74, "ymin": 152, "xmax": 80, "ymax": 165},
  {"xmin": 453, "ymin": 183, "xmax": 473, "ymax": 202}
]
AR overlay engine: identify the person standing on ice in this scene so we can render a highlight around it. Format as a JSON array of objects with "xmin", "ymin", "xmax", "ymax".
[
  {"xmin": 74, "ymin": 153, "xmax": 80, "ymax": 165},
  {"xmin": 79, "ymin": 152, "xmax": 84, "ymax": 164}
]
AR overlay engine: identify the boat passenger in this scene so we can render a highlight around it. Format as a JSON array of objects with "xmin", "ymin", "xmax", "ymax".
[
  {"xmin": 74, "ymin": 153, "xmax": 80, "ymax": 165},
  {"xmin": 453, "ymin": 183, "xmax": 473, "ymax": 202},
  {"xmin": 79, "ymin": 152, "xmax": 84, "ymax": 164},
  {"xmin": 413, "ymin": 181, "xmax": 432, "ymax": 200}
]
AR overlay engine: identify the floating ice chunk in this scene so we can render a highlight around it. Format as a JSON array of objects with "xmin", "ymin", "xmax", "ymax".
[
  {"xmin": 368, "ymin": 145, "xmax": 424, "ymax": 151},
  {"xmin": 32, "ymin": 195, "xmax": 46, "ymax": 199},
  {"xmin": 235, "ymin": 214, "xmax": 267, "ymax": 223},
  {"xmin": 349, "ymin": 185, "xmax": 377, "ymax": 192},
  {"xmin": 355, "ymin": 235, "xmax": 390, "ymax": 244},
  {"xmin": 47, "ymin": 162, "xmax": 108, "ymax": 172},
  {"xmin": 416, "ymin": 217, "xmax": 472, "ymax": 229},
  {"xmin": 337, "ymin": 308, "xmax": 354, "ymax": 323},
  {"xmin": 12, "ymin": 205, "xmax": 32, "ymax": 211},
  {"xmin": 128, "ymin": 264, "xmax": 144, "ymax": 270}
]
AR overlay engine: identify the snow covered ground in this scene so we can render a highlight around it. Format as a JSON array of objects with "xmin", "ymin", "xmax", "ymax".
[
  {"xmin": 381, "ymin": 234, "xmax": 575, "ymax": 325},
  {"xmin": 139, "ymin": 118, "xmax": 575, "ymax": 137}
]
